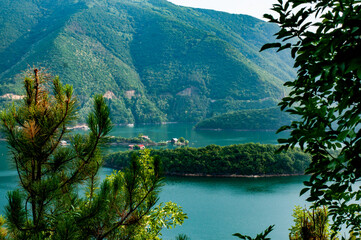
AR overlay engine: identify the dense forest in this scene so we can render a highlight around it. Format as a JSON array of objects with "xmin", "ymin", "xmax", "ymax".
[
  {"xmin": 0, "ymin": 0, "xmax": 295, "ymax": 124},
  {"xmin": 194, "ymin": 107, "xmax": 298, "ymax": 130},
  {"xmin": 104, "ymin": 143, "xmax": 311, "ymax": 176}
]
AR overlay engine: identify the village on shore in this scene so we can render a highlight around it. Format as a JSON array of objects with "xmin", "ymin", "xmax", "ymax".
[{"xmin": 62, "ymin": 124, "xmax": 189, "ymax": 150}]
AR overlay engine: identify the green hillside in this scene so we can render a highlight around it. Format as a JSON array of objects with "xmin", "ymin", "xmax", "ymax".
[
  {"xmin": 0, "ymin": 0, "xmax": 295, "ymax": 123},
  {"xmin": 194, "ymin": 107, "xmax": 298, "ymax": 130}
]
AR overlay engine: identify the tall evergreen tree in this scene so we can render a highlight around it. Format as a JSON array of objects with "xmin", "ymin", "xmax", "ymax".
[{"xmin": 1, "ymin": 69, "xmax": 186, "ymax": 239}]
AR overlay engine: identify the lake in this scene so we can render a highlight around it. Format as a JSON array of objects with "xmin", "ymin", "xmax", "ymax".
[
  {"xmin": 0, "ymin": 123, "xmax": 308, "ymax": 240},
  {"xmin": 109, "ymin": 123, "xmax": 289, "ymax": 147}
]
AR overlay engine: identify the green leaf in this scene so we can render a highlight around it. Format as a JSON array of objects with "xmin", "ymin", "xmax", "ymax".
[
  {"xmin": 260, "ymin": 43, "xmax": 281, "ymax": 52},
  {"xmin": 358, "ymin": 68, "xmax": 361, "ymax": 79},
  {"xmin": 337, "ymin": 130, "xmax": 349, "ymax": 141},
  {"xmin": 300, "ymin": 187, "xmax": 310, "ymax": 196}
]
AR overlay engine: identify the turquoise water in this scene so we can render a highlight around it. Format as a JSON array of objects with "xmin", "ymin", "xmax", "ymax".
[
  {"xmin": 159, "ymin": 175, "xmax": 308, "ymax": 240},
  {"xmin": 106, "ymin": 123, "xmax": 290, "ymax": 152},
  {"xmin": 99, "ymin": 167, "xmax": 308, "ymax": 240},
  {"xmin": 0, "ymin": 142, "xmax": 18, "ymax": 213},
  {"xmin": 109, "ymin": 123, "xmax": 290, "ymax": 147},
  {"xmin": 0, "ymin": 124, "xmax": 306, "ymax": 239}
]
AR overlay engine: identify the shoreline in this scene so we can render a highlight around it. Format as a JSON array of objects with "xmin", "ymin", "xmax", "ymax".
[
  {"xmin": 72, "ymin": 121, "xmax": 186, "ymax": 127},
  {"xmin": 163, "ymin": 172, "xmax": 305, "ymax": 178},
  {"xmin": 103, "ymin": 164, "xmax": 305, "ymax": 178},
  {"xmin": 70, "ymin": 123, "xmax": 284, "ymax": 132},
  {"xmin": 194, "ymin": 127, "xmax": 279, "ymax": 132}
]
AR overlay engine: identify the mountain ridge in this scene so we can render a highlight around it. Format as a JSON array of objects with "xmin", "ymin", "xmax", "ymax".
[{"xmin": 0, "ymin": 0, "xmax": 294, "ymax": 123}]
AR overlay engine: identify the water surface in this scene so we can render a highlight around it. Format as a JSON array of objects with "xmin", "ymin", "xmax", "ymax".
[
  {"xmin": 159, "ymin": 175, "xmax": 308, "ymax": 240},
  {"xmin": 108, "ymin": 123, "xmax": 289, "ymax": 149},
  {"xmin": 0, "ymin": 124, "xmax": 304, "ymax": 240}
]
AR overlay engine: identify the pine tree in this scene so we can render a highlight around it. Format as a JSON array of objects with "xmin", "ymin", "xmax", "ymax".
[{"xmin": 1, "ymin": 69, "xmax": 186, "ymax": 239}]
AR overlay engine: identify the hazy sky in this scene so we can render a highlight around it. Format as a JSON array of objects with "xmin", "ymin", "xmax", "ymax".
[{"xmin": 167, "ymin": 0, "xmax": 277, "ymax": 20}]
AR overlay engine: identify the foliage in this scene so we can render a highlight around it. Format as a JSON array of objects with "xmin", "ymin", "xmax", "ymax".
[
  {"xmin": 176, "ymin": 234, "xmax": 191, "ymax": 240},
  {"xmin": 0, "ymin": 0, "xmax": 295, "ymax": 124},
  {"xmin": 139, "ymin": 201, "xmax": 187, "ymax": 239},
  {"xmin": 289, "ymin": 206, "xmax": 334, "ymax": 240},
  {"xmin": 233, "ymin": 225, "xmax": 274, "ymax": 240},
  {"xmin": 176, "ymin": 234, "xmax": 190, "ymax": 240},
  {"xmin": 107, "ymin": 135, "xmax": 153, "ymax": 144},
  {"xmin": 0, "ymin": 69, "xmax": 185, "ymax": 239},
  {"xmin": 105, "ymin": 143, "xmax": 311, "ymax": 176},
  {"xmin": 98, "ymin": 151, "xmax": 187, "ymax": 240},
  {"xmin": 262, "ymin": 0, "xmax": 361, "ymax": 237},
  {"xmin": 195, "ymin": 107, "xmax": 297, "ymax": 130},
  {"xmin": 129, "ymin": 96, "xmax": 166, "ymax": 123},
  {"xmin": 106, "ymin": 98, "xmax": 134, "ymax": 124},
  {"xmin": 0, "ymin": 216, "xmax": 6, "ymax": 239}
]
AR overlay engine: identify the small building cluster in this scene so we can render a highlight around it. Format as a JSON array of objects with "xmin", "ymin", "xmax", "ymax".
[{"xmin": 129, "ymin": 144, "xmax": 145, "ymax": 150}]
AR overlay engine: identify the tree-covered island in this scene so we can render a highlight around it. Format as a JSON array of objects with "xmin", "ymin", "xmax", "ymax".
[
  {"xmin": 105, "ymin": 143, "xmax": 311, "ymax": 177},
  {"xmin": 194, "ymin": 107, "xmax": 297, "ymax": 131}
]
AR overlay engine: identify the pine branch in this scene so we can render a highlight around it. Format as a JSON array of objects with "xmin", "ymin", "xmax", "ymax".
[{"xmin": 98, "ymin": 179, "xmax": 159, "ymax": 239}]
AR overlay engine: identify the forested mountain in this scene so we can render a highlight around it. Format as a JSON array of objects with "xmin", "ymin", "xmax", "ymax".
[
  {"xmin": 0, "ymin": 0, "xmax": 295, "ymax": 123},
  {"xmin": 194, "ymin": 107, "xmax": 298, "ymax": 130}
]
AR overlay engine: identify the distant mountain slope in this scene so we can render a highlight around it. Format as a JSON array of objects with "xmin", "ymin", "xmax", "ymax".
[
  {"xmin": 194, "ymin": 107, "xmax": 298, "ymax": 130},
  {"xmin": 0, "ymin": 0, "xmax": 295, "ymax": 123}
]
